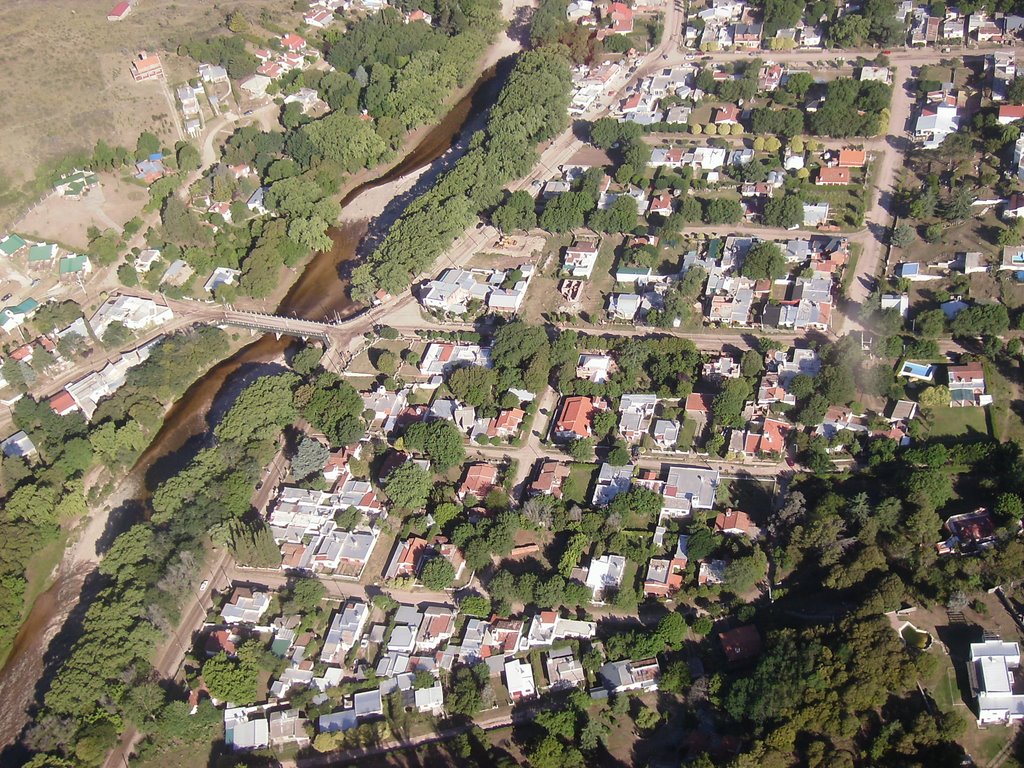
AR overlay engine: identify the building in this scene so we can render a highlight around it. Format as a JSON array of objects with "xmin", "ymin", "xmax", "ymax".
[
  {"xmin": 606, "ymin": 1, "xmax": 634, "ymax": 33},
  {"xmin": 457, "ymin": 463, "xmax": 499, "ymax": 501},
  {"xmin": 529, "ymin": 459, "xmax": 571, "ymax": 498},
  {"xmin": 554, "ymin": 396, "xmax": 603, "ymax": 441},
  {"xmin": 505, "ymin": 658, "xmax": 537, "ymax": 700},
  {"xmin": 576, "ymin": 353, "xmax": 616, "ymax": 383},
  {"xmin": 418, "ymin": 342, "xmax": 491, "ymax": 376},
  {"xmin": 1, "ymin": 431, "xmax": 36, "ymax": 459},
  {"xmin": 130, "ymin": 51, "xmax": 164, "ymax": 82},
  {"xmin": 108, "ymin": 2, "xmax": 131, "ymax": 21},
  {"xmin": 546, "ymin": 646, "xmax": 587, "ymax": 690},
  {"xmin": 837, "ymin": 148, "xmax": 866, "ymax": 168},
  {"xmin": 592, "ymin": 462, "xmax": 633, "ymax": 506},
  {"xmin": 970, "ymin": 639, "xmax": 1024, "ymax": 725},
  {"xmin": 618, "ymin": 393, "xmax": 658, "ymax": 443},
  {"xmin": 225, "ymin": 707, "xmax": 270, "ymax": 751},
  {"xmin": 714, "ymin": 508, "xmax": 754, "ymax": 536},
  {"xmin": 420, "ymin": 268, "xmax": 490, "ymax": 314},
  {"xmin": 948, "ymin": 362, "xmax": 991, "ymax": 407},
  {"xmin": 998, "ymin": 105, "xmax": 1024, "ymax": 125},
  {"xmin": 915, "ymin": 102, "xmax": 961, "ymax": 149},
  {"xmin": 652, "ymin": 419, "xmax": 680, "ymax": 449},
  {"xmin": 221, "ymin": 587, "xmax": 272, "ymax": 624},
  {"xmin": 585, "ymin": 553, "xmax": 627, "ymax": 601},
  {"xmin": 635, "ymin": 465, "xmax": 719, "ymax": 519},
  {"xmin": 643, "ymin": 536, "xmax": 689, "ymax": 597},
  {"xmin": 321, "ymin": 601, "xmax": 370, "ymax": 663},
  {"xmin": 523, "ymin": 611, "xmax": 597, "ymax": 649},
  {"xmin": 816, "ymin": 166, "xmax": 850, "ymax": 186},
  {"xmin": 564, "ymin": 238, "xmax": 601, "ymax": 279},
  {"xmin": 204, "ymin": 267, "xmax": 240, "ymax": 293},
  {"xmin": 599, "ymin": 658, "xmax": 660, "ymax": 693}
]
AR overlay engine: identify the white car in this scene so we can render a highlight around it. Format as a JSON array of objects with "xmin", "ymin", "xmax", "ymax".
[{"xmin": 199, "ymin": 580, "xmax": 209, "ymax": 593}]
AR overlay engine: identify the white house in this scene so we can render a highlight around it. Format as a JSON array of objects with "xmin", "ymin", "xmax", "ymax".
[{"xmin": 970, "ymin": 639, "xmax": 1024, "ymax": 725}]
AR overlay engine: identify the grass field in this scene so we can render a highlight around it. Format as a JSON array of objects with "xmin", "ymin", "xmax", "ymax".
[
  {"xmin": 923, "ymin": 406, "xmax": 991, "ymax": 439},
  {"xmin": 0, "ymin": 0, "xmax": 296, "ymax": 227}
]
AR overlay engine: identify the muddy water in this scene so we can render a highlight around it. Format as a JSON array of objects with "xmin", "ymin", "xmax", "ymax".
[{"xmin": 0, "ymin": 61, "xmax": 508, "ymax": 751}]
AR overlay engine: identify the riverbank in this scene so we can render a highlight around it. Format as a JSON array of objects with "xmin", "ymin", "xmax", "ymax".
[{"xmin": 0, "ymin": 6, "xmax": 528, "ymax": 751}]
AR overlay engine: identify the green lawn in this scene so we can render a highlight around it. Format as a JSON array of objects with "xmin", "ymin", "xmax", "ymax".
[
  {"xmin": 565, "ymin": 463, "xmax": 597, "ymax": 504},
  {"xmin": 924, "ymin": 407, "xmax": 991, "ymax": 439},
  {"xmin": 678, "ymin": 417, "xmax": 699, "ymax": 450}
]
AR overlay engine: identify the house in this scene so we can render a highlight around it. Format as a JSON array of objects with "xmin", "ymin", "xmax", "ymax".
[
  {"xmin": 970, "ymin": 638, "xmax": 1024, "ymax": 725},
  {"xmin": 27, "ymin": 243, "xmax": 57, "ymax": 267},
  {"xmin": 567, "ymin": 0, "xmax": 594, "ymax": 20},
  {"xmin": 529, "ymin": 460, "xmax": 572, "ymax": 498},
  {"xmin": 225, "ymin": 708, "xmax": 269, "ymax": 751},
  {"xmin": 635, "ymin": 465, "xmax": 718, "ymax": 519},
  {"xmin": 414, "ymin": 684, "xmax": 445, "ymax": 714},
  {"xmin": 485, "ymin": 408, "xmax": 525, "ymax": 439},
  {"xmin": 576, "ymin": 353, "xmax": 616, "ymax": 383},
  {"xmin": 305, "ymin": 7, "xmax": 336, "ymax": 26},
  {"xmin": 321, "ymin": 600, "xmax": 370, "ymax": 663},
  {"xmin": 859, "ymin": 66, "xmax": 892, "ymax": 84},
  {"xmin": 643, "ymin": 536, "xmax": 689, "ymax": 597},
  {"xmin": 135, "ymin": 156, "xmax": 168, "ymax": 185},
  {"xmin": 546, "ymin": 646, "xmax": 587, "ymax": 690},
  {"xmin": 281, "ymin": 33, "xmax": 307, "ymax": 52},
  {"xmin": 199, "ymin": 63, "xmax": 229, "ymax": 83},
  {"xmin": 599, "ymin": 658, "xmax": 660, "ymax": 693},
  {"xmin": 999, "ymin": 106, "xmax": 1024, "ymax": 125},
  {"xmin": 418, "ymin": 342, "xmax": 491, "ymax": 376},
  {"xmin": 585, "ymin": 554, "xmax": 627, "ymax": 601},
  {"xmin": 948, "ymin": 362, "xmax": 991, "ymax": 406},
  {"xmin": 652, "ymin": 419, "xmax": 680, "ymax": 449},
  {"xmin": 719, "ymin": 625, "xmax": 762, "ymax": 663},
  {"xmin": 606, "ymin": 1, "xmax": 634, "ymax": 33},
  {"xmin": 0, "ymin": 298, "xmax": 39, "ymax": 334},
  {"xmin": 221, "ymin": 587, "xmax": 272, "ymax": 624},
  {"xmin": 648, "ymin": 192, "xmax": 674, "ymax": 217},
  {"xmin": 49, "ymin": 391, "xmax": 79, "ymax": 416},
  {"xmin": 0, "ymin": 234, "xmax": 28, "ymax": 258},
  {"xmin": 880, "ymin": 293, "xmax": 910, "ymax": 318},
  {"xmin": 803, "ymin": 202, "xmax": 830, "ymax": 227},
  {"xmin": 554, "ymin": 396, "xmax": 603, "ymax": 441},
  {"xmin": 1, "ymin": 431, "xmax": 36, "ymax": 459},
  {"xmin": 732, "ymin": 22, "xmax": 763, "ymax": 49},
  {"xmin": 915, "ymin": 103, "xmax": 961, "ymax": 149},
  {"xmin": 420, "ymin": 268, "xmax": 491, "ymax": 314},
  {"xmin": 618, "ymin": 393, "xmax": 658, "ymax": 443},
  {"xmin": 592, "ymin": 463, "xmax": 634, "ymax": 506},
  {"xmin": 888, "ymin": 399, "xmax": 919, "ymax": 423},
  {"xmin": 177, "ymin": 84, "xmax": 201, "ymax": 116},
  {"xmin": 564, "ymin": 238, "xmax": 601, "ymax": 279},
  {"xmin": 523, "ymin": 611, "xmax": 597, "ymax": 649},
  {"xmin": 1006, "ymin": 193, "xmax": 1024, "ymax": 221},
  {"xmin": 108, "ymin": 2, "xmax": 131, "ymax": 21},
  {"xmin": 714, "ymin": 508, "xmax": 754, "ymax": 536},
  {"xmin": 457, "ymin": 463, "xmax": 499, "ymax": 501},
  {"xmin": 130, "ymin": 52, "xmax": 164, "ymax": 82},
  {"xmin": 714, "ymin": 104, "xmax": 740, "ymax": 125},
  {"xmin": 268, "ymin": 710, "xmax": 310, "ymax": 748},
  {"xmin": 607, "ymin": 293, "xmax": 644, "ymax": 321},
  {"xmin": 204, "ymin": 267, "xmax": 240, "ymax": 293},
  {"xmin": 240, "ymin": 75, "xmax": 273, "ymax": 98},
  {"xmin": 505, "ymin": 658, "xmax": 536, "ymax": 700},
  {"xmin": 415, "ymin": 606, "xmax": 457, "ymax": 651},
  {"xmin": 698, "ymin": 559, "xmax": 727, "ymax": 585},
  {"xmin": 837, "ymin": 149, "xmax": 866, "ymax": 168},
  {"xmin": 816, "ymin": 166, "xmax": 850, "ymax": 186},
  {"xmin": 1002, "ymin": 245, "xmax": 1024, "ymax": 271},
  {"xmin": 940, "ymin": 509, "xmax": 997, "ymax": 554}
]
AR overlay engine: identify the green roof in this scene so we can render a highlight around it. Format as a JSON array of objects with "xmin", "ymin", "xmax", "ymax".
[
  {"xmin": 28, "ymin": 244, "xmax": 55, "ymax": 262},
  {"xmin": 616, "ymin": 266, "xmax": 652, "ymax": 276},
  {"xmin": 59, "ymin": 255, "xmax": 89, "ymax": 274},
  {"xmin": 8, "ymin": 298, "xmax": 38, "ymax": 315},
  {"xmin": 0, "ymin": 234, "xmax": 27, "ymax": 256}
]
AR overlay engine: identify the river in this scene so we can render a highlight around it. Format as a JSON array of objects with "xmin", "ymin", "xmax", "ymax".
[{"xmin": 0, "ymin": 59, "xmax": 511, "ymax": 754}]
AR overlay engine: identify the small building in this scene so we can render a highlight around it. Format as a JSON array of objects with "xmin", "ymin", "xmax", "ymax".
[
  {"xmin": 585, "ymin": 553, "xmax": 627, "ymax": 601},
  {"xmin": 554, "ymin": 395, "xmax": 603, "ymax": 441},
  {"xmin": 816, "ymin": 166, "xmax": 850, "ymax": 186},
  {"xmin": 529, "ymin": 459, "xmax": 571, "ymax": 498},
  {"xmin": 599, "ymin": 658, "xmax": 660, "ymax": 693},
  {"xmin": 564, "ymin": 238, "xmax": 601, "ymax": 279},
  {"xmin": 837, "ymin": 149, "xmax": 866, "ymax": 168},
  {"xmin": 204, "ymin": 267, "xmax": 241, "ymax": 294},
  {"xmin": 130, "ymin": 51, "xmax": 164, "ymax": 82},
  {"xmin": 221, "ymin": 587, "xmax": 271, "ymax": 624}
]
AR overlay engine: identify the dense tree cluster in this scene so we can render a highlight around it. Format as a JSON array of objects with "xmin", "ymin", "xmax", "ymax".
[{"xmin": 352, "ymin": 48, "xmax": 572, "ymax": 299}]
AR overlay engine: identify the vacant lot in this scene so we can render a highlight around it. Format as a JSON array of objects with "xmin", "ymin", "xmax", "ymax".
[
  {"xmin": 922, "ymin": 406, "xmax": 990, "ymax": 439},
  {"xmin": 0, "ymin": 0, "xmax": 294, "ymax": 227}
]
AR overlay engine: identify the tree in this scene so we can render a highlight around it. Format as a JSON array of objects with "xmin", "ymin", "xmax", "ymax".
[
  {"xmin": 176, "ymin": 142, "xmax": 201, "ymax": 172},
  {"xmin": 951, "ymin": 304, "xmax": 1009, "ymax": 337},
  {"xmin": 916, "ymin": 309, "xmax": 945, "ymax": 338},
  {"xmin": 891, "ymin": 223, "xmax": 915, "ymax": 248},
  {"xmin": 292, "ymin": 437, "xmax": 329, "ymax": 480},
  {"xmin": 403, "ymin": 419, "xmax": 465, "ymax": 470},
  {"xmin": 301, "ymin": 373, "xmax": 367, "ymax": 446},
  {"xmin": 384, "ymin": 462, "xmax": 432, "ymax": 510},
  {"xmin": 202, "ymin": 647, "xmax": 259, "ymax": 705},
  {"xmin": 918, "ymin": 385, "xmax": 950, "ymax": 409},
  {"xmin": 741, "ymin": 241, "xmax": 786, "ymax": 280},
  {"xmin": 375, "ymin": 350, "xmax": 398, "ymax": 375},
  {"xmin": 944, "ymin": 184, "xmax": 974, "ymax": 222},
  {"xmin": 567, "ymin": 437, "xmax": 594, "ymax": 461},
  {"xmin": 712, "ymin": 378, "xmax": 751, "ymax": 429},
  {"xmin": 492, "ymin": 190, "xmax": 537, "ymax": 232},
  {"xmin": 763, "ymin": 194, "xmax": 804, "ymax": 229},
  {"xmin": 102, "ymin": 321, "xmax": 133, "ymax": 348},
  {"xmin": 448, "ymin": 366, "xmax": 496, "ymax": 407},
  {"xmin": 283, "ymin": 576, "xmax": 326, "ymax": 614},
  {"xmin": 724, "ymin": 548, "xmax": 768, "ymax": 592},
  {"xmin": 703, "ymin": 198, "xmax": 743, "ymax": 225},
  {"xmin": 740, "ymin": 349, "xmax": 763, "ymax": 378},
  {"xmin": 420, "ymin": 557, "xmax": 456, "ymax": 590}
]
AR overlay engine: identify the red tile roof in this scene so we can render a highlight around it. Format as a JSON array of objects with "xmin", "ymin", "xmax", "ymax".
[
  {"xmin": 556, "ymin": 396, "xmax": 596, "ymax": 438},
  {"xmin": 49, "ymin": 390, "xmax": 77, "ymax": 415},
  {"xmin": 458, "ymin": 463, "xmax": 498, "ymax": 499},
  {"xmin": 817, "ymin": 166, "xmax": 851, "ymax": 185}
]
